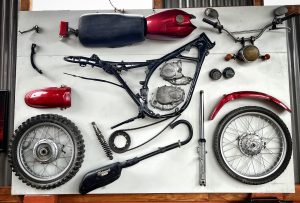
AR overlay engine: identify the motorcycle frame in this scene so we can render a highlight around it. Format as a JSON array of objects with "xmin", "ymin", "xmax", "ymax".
[{"xmin": 64, "ymin": 33, "xmax": 215, "ymax": 127}]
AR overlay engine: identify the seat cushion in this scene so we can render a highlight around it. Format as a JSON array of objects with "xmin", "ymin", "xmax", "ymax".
[{"xmin": 78, "ymin": 13, "xmax": 146, "ymax": 47}]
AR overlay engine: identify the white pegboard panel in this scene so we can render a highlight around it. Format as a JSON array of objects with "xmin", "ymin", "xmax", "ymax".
[{"xmin": 13, "ymin": 7, "xmax": 294, "ymax": 194}]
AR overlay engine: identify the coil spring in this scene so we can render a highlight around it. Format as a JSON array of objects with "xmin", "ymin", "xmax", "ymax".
[{"xmin": 91, "ymin": 122, "xmax": 113, "ymax": 160}]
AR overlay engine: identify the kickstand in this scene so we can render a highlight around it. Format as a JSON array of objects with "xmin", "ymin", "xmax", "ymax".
[{"xmin": 111, "ymin": 114, "xmax": 144, "ymax": 129}]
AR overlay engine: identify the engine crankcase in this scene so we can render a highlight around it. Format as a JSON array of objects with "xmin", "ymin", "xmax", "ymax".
[
  {"xmin": 150, "ymin": 85, "xmax": 185, "ymax": 110},
  {"xmin": 160, "ymin": 61, "xmax": 192, "ymax": 85}
]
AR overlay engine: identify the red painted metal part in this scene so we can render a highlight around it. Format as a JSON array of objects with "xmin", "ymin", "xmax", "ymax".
[
  {"xmin": 25, "ymin": 86, "xmax": 71, "ymax": 109},
  {"xmin": 210, "ymin": 91, "xmax": 291, "ymax": 120},
  {"xmin": 146, "ymin": 9, "xmax": 196, "ymax": 40},
  {"xmin": 59, "ymin": 21, "xmax": 69, "ymax": 38},
  {"xmin": 261, "ymin": 54, "xmax": 271, "ymax": 61},
  {"xmin": 225, "ymin": 54, "xmax": 234, "ymax": 61}
]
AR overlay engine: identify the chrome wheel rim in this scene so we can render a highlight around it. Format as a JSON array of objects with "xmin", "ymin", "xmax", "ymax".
[
  {"xmin": 220, "ymin": 112, "xmax": 287, "ymax": 179},
  {"xmin": 17, "ymin": 122, "xmax": 75, "ymax": 182}
]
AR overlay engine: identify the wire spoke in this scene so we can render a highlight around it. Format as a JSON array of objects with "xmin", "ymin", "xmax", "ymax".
[
  {"xmin": 220, "ymin": 110, "xmax": 287, "ymax": 180},
  {"xmin": 226, "ymin": 154, "xmax": 243, "ymax": 160},
  {"xmin": 263, "ymin": 147, "xmax": 281, "ymax": 160},
  {"xmin": 243, "ymin": 116, "xmax": 255, "ymax": 132},
  {"xmin": 224, "ymin": 130, "xmax": 241, "ymax": 138},
  {"xmin": 223, "ymin": 145, "xmax": 239, "ymax": 153},
  {"xmin": 237, "ymin": 117, "xmax": 250, "ymax": 132},
  {"xmin": 50, "ymin": 162, "xmax": 64, "ymax": 172},
  {"xmin": 234, "ymin": 155, "xmax": 244, "ymax": 170},
  {"xmin": 255, "ymin": 123, "xmax": 270, "ymax": 135},
  {"xmin": 39, "ymin": 164, "xmax": 48, "ymax": 177},
  {"xmin": 227, "ymin": 123, "xmax": 245, "ymax": 134},
  {"xmin": 258, "ymin": 154, "xmax": 267, "ymax": 172},
  {"xmin": 240, "ymin": 158, "xmax": 252, "ymax": 174},
  {"xmin": 251, "ymin": 158, "xmax": 256, "ymax": 176},
  {"xmin": 18, "ymin": 122, "xmax": 75, "ymax": 181},
  {"xmin": 222, "ymin": 137, "xmax": 238, "ymax": 147},
  {"xmin": 233, "ymin": 120, "xmax": 242, "ymax": 135}
]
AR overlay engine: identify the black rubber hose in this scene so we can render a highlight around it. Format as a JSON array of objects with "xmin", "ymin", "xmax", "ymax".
[{"xmin": 30, "ymin": 43, "xmax": 43, "ymax": 74}]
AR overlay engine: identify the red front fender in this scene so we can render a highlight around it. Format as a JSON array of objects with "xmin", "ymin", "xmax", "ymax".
[
  {"xmin": 25, "ymin": 86, "xmax": 71, "ymax": 109},
  {"xmin": 146, "ymin": 9, "xmax": 196, "ymax": 40},
  {"xmin": 210, "ymin": 91, "xmax": 291, "ymax": 120}
]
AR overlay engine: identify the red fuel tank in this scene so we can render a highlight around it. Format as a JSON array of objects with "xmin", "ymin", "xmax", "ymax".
[
  {"xmin": 146, "ymin": 9, "xmax": 196, "ymax": 40},
  {"xmin": 25, "ymin": 86, "xmax": 71, "ymax": 109}
]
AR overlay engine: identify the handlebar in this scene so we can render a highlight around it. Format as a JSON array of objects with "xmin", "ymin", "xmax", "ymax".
[
  {"xmin": 202, "ymin": 18, "xmax": 218, "ymax": 27},
  {"xmin": 202, "ymin": 18, "xmax": 224, "ymax": 33},
  {"xmin": 281, "ymin": 13, "xmax": 297, "ymax": 22},
  {"xmin": 202, "ymin": 13, "xmax": 298, "ymax": 43}
]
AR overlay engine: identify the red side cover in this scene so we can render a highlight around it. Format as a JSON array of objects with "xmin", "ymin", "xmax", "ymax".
[
  {"xmin": 146, "ymin": 9, "xmax": 196, "ymax": 40},
  {"xmin": 25, "ymin": 86, "xmax": 71, "ymax": 109}
]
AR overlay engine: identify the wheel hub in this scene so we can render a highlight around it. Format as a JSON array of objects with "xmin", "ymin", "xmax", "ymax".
[
  {"xmin": 33, "ymin": 139, "xmax": 58, "ymax": 163},
  {"xmin": 238, "ymin": 133, "xmax": 264, "ymax": 156}
]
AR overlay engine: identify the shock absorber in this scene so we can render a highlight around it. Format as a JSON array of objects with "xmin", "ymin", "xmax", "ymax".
[
  {"xmin": 91, "ymin": 122, "xmax": 113, "ymax": 160},
  {"xmin": 198, "ymin": 90, "xmax": 206, "ymax": 186}
]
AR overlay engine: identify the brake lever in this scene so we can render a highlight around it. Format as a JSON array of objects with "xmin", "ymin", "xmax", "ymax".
[{"xmin": 19, "ymin": 25, "xmax": 40, "ymax": 34}]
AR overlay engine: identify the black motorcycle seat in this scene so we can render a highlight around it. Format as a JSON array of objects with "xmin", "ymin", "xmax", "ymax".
[{"xmin": 78, "ymin": 13, "xmax": 146, "ymax": 47}]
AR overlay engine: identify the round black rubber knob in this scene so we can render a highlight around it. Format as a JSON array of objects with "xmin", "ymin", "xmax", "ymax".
[
  {"xmin": 209, "ymin": 69, "xmax": 222, "ymax": 80},
  {"xmin": 223, "ymin": 67, "xmax": 235, "ymax": 79}
]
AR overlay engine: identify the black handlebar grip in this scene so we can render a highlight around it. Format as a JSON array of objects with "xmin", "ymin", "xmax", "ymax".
[
  {"xmin": 281, "ymin": 13, "xmax": 298, "ymax": 22},
  {"xmin": 202, "ymin": 18, "xmax": 218, "ymax": 27}
]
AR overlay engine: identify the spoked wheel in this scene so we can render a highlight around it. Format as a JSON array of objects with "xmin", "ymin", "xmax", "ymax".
[
  {"xmin": 214, "ymin": 106, "xmax": 292, "ymax": 185},
  {"xmin": 8, "ymin": 114, "xmax": 85, "ymax": 189}
]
